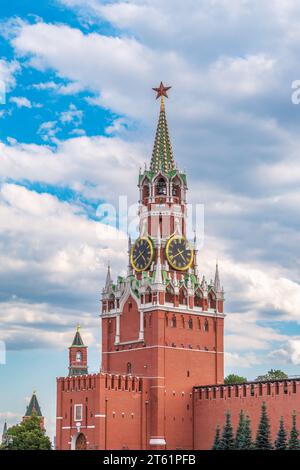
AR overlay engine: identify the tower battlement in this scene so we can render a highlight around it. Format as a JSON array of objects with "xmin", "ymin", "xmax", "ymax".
[{"xmin": 194, "ymin": 378, "xmax": 300, "ymax": 401}]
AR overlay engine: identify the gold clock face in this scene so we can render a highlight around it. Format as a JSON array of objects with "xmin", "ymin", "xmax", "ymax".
[
  {"xmin": 130, "ymin": 237, "xmax": 154, "ymax": 272},
  {"xmin": 166, "ymin": 235, "xmax": 193, "ymax": 271}
]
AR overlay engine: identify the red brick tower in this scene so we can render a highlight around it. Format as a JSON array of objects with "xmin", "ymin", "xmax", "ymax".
[
  {"xmin": 69, "ymin": 325, "xmax": 88, "ymax": 377},
  {"xmin": 101, "ymin": 82, "xmax": 225, "ymax": 449}
]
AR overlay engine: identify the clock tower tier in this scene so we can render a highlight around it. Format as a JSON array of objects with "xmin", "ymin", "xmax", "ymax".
[{"xmin": 100, "ymin": 83, "xmax": 225, "ymax": 449}]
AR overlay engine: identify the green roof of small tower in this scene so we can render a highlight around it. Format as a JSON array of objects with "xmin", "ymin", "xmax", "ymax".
[
  {"xmin": 25, "ymin": 391, "xmax": 42, "ymax": 417},
  {"xmin": 70, "ymin": 325, "xmax": 85, "ymax": 347},
  {"xmin": 150, "ymin": 82, "xmax": 175, "ymax": 174}
]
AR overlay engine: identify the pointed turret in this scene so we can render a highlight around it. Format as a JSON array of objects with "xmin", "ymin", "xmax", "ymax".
[
  {"xmin": 69, "ymin": 325, "xmax": 88, "ymax": 376},
  {"xmin": 214, "ymin": 262, "xmax": 221, "ymax": 292},
  {"xmin": 22, "ymin": 390, "xmax": 44, "ymax": 429},
  {"xmin": 71, "ymin": 324, "xmax": 85, "ymax": 347},
  {"xmin": 150, "ymin": 82, "xmax": 175, "ymax": 174},
  {"xmin": 104, "ymin": 262, "xmax": 113, "ymax": 291},
  {"xmin": 2, "ymin": 422, "xmax": 7, "ymax": 444},
  {"xmin": 25, "ymin": 391, "xmax": 42, "ymax": 417}
]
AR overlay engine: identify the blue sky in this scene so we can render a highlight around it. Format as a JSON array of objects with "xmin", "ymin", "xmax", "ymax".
[{"xmin": 1, "ymin": 0, "xmax": 300, "ymax": 441}]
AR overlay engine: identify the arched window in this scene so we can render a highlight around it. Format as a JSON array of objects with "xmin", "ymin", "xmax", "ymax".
[
  {"xmin": 156, "ymin": 177, "xmax": 167, "ymax": 196},
  {"xmin": 127, "ymin": 362, "xmax": 132, "ymax": 374},
  {"xmin": 179, "ymin": 287, "xmax": 187, "ymax": 305},
  {"xmin": 145, "ymin": 288, "xmax": 152, "ymax": 304},
  {"xmin": 188, "ymin": 317, "xmax": 193, "ymax": 329},
  {"xmin": 181, "ymin": 315, "xmax": 185, "ymax": 328},
  {"xmin": 108, "ymin": 294, "xmax": 115, "ymax": 311},
  {"xmin": 171, "ymin": 314, "xmax": 177, "ymax": 328},
  {"xmin": 194, "ymin": 289, "xmax": 203, "ymax": 308},
  {"xmin": 165, "ymin": 314, "xmax": 168, "ymax": 327},
  {"xmin": 204, "ymin": 319, "xmax": 209, "ymax": 332},
  {"xmin": 76, "ymin": 351, "xmax": 82, "ymax": 362},
  {"xmin": 142, "ymin": 183, "xmax": 149, "ymax": 199},
  {"xmin": 172, "ymin": 176, "xmax": 181, "ymax": 199},
  {"xmin": 209, "ymin": 292, "xmax": 216, "ymax": 309},
  {"xmin": 197, "ymin": 318, "xmax": 201, "ymax": 330},
  {"xmin": 165, "ymin": 285, "xmax": 175, "ymax": 304}
]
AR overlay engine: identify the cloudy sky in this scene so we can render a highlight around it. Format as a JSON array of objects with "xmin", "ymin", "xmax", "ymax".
[{"xmin": 1, "ymin": 0, "xmax": 300, "ymax": 441}]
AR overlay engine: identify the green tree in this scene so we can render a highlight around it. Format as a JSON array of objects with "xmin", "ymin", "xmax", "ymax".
[
  {"xmin": 235, "ymin": 411, "xmax": 254, "ymax": 450},
  {"xmin": 255, "ymin": 369, "xmax": 288, "ymax": 382},
  {"xmin": 243, "ymin": 415, "xmax": 254, "ymax": 449},
  {"xmin": 235, "ymin": 410, "xmax": 246, "ymax": 449},
  {"xmin": 288, "ymin": 412, "xmax": 300, "ymax": 450},
  {"xmin": 275, "ymin": 417, "xmax": 287, "ymax": 450},
  {"xmin": 255, "ymin": 402, "xmax": 272, "ymax": 450},
  {"xmin": 224, "ymin": 374, "xmax": 247, "ymax": 385},
  {"xmin": 2, "ymin": 414, "xmax": 51, "ymax": 450},
  {"xmin": 212, "ymin": 424, "xmax": 221, "ymax": 450},
  {"xmin": 219, "ymin": 411, "xmax": 235, "ymax": 450}
]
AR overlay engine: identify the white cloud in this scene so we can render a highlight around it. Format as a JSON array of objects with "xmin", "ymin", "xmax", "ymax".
[
  {"xmin": 0, "ymin": 59, "xmax": 20, "ymax": 94},
  {"xmin": 60, "ymin": 103, "xmax": 83, "ymax": 125},
  {"xmin": 10, "ymin": 96, "xmax": 32, "ymax": 108},
  {"xmin": 0, "ymin": 135, "xmax": 144, "ymax": 200},
  {"xmin": 269, "ymin": 339, "xmax": 300, "ymax": 365},
  {"xmin": 225, "ymin": 351, "xmax": 261, "ymax": 369},
  {"xmin": 37, "ymin": 120, "xmax": 61, "ymax": 142}
]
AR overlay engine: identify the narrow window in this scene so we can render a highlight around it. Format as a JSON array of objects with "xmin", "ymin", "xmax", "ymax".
[
  {"xmin": 74, "ymin": 404, "xmax": 83, "ymax": 421},
  {"xmin": 76, "ymin": 350, "xmax": 82, "ymax": 363},
  {"xmin": 127, "ymin": 362, "xmax": 132, "ymax": 374}
]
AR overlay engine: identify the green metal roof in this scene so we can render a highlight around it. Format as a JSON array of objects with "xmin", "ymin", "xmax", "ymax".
[
  {"xmin": 150, "ymin": 101, "xmax": 175, "ymax": 174},
  {"xmin": 25, "ymin": 392, "xmax": 42, "ymax": 417}
]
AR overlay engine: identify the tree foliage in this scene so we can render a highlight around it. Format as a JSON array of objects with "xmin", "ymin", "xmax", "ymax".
[
  {"xmin": 1, "ymin": 414, "xmax": 51, "ymax": 450},
  {"xmin": 219, "ymin": 411, "xmax": 235, "ymax": 450},
  {"xmin": 255, "ymin": 369, "xmax": 288, "ymax": 382},
  {"xmin": 255, "ymin": 402, "xmax": 272, "ymax": 450},
  {"xmin": 224, "ymin": 374, "xmax": 247, "ymax": 385},
  {"xmin": 288, "ymin": 412, "xmax": 300, "ymax": 450},
  {"xmin": 212, "ymin": 424, "xmax": 221, "ymax": 450},
  {"xmin": 275, "ymin": 417, "xmax": 287, "ymax": 450}
]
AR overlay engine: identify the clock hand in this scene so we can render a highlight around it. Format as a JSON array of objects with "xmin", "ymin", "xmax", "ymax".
[
  {"xmin": 134, "ymin": 248, "xmax": 147, "ymax": 263},
  {"xmin": 172, "ymin": 250, "xmax": 184, "ymax": 260}
]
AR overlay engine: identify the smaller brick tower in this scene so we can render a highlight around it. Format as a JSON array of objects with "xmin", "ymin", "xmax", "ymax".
[
  {"xmin": 23, "ymin": 391, "xmax": 44, "ymax": 429},
  {"xmin": 69, "ymin": 325, "xmax": 88, "ymax": 376}
]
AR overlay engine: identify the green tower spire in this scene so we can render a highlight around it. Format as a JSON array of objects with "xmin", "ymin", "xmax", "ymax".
[
  {"xmin": 71, "ymin": 324, "xmax": 84, "ymax": 347},
  {"xmin": 25, "ymin": 391, "xmax": 42, "ymax": 417},
  {"xmin": 150, "ymin": 82, "xmax": 175, "ymax": 174}
]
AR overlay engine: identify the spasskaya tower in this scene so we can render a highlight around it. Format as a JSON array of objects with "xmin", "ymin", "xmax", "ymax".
[{"xmin": 100, "ymin": 82, "xmax": 225, "ymax": 449}]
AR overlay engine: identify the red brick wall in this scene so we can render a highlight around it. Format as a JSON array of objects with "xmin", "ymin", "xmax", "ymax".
[
  {"xmin": 56, "ymin": 373, "xmax": 150, "ymax": 450},
  {"xmin": 194, "ymin": 380, "xmax": 300, "ymax": 449}
]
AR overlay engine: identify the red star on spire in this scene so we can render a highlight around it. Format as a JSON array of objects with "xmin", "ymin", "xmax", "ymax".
[{"xmin": 152, "ymin": 81, "xmax": 172, "ymax": 99}]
